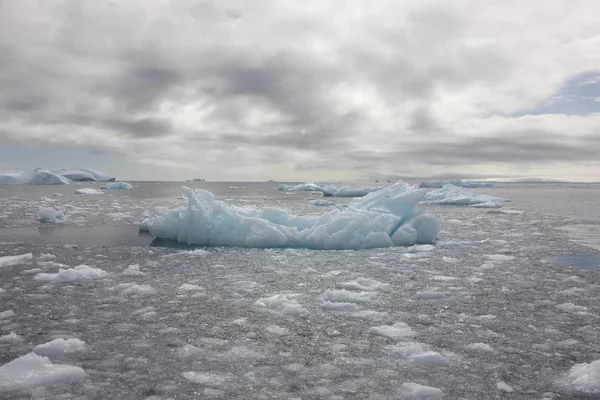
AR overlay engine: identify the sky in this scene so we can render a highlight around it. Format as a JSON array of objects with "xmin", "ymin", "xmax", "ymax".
[{"xmin": 1, "ymin": 1, "xmax": 599, "ymax": 182}]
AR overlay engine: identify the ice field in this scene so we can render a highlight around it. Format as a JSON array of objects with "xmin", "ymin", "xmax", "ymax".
[{"xmin": 0, "ymin": 181, "xmax": 599, "ymax": 399}]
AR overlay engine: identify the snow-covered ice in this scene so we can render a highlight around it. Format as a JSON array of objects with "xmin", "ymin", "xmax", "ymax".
[
  {"xmin": 33, "ymin": 338, "xmax": 86, "ymax": 358},
  {"xmin": 141, "ymin": 182, "xmax": 438, "ymax": 249},
  {"xmin": 38, "ymin": 207, "xmax": 64, "ymax": 222},
  {"xmin": 0, "ymin": 353, "xmax": 86, "ymax": 392},
  {"xmin": 256, "ymin": 294, "xmax": 305, "ymax": 316},
  {"xmin": 34, "ymin": 265, "xmax": 108, "ymax": 283},
  {"xmin": 368, "ymin": 322, "xmax": 417, "ymax": 340},
  {"xmin": 561, "ymin": 359, "xmax": 600, "ymax": 395},
  {"xmin": 74, "ymin": 188, "xmax": 104, "ymax": 195},
  {"xmin": 421, "ymin": 184, "xmax": 505, "ymax": 207},
  {"xmin": 122, "ymin": 264, "xmax": 145, "ymax": 276},
  {"xmin": 0, "ymin": 253, "xmax": 33, "ymax": 268},
  {"xmin": 400, "ymin": 382, "xmax": 444, "ymax": 399}
]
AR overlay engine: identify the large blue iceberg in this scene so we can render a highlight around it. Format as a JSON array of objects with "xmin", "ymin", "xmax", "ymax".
[{"xmin": 141, "ymin": 181, "xmax": 438, "ymax": 249}]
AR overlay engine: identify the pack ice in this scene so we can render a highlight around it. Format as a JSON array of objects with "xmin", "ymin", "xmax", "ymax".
[
  {"xmin": 421, "ymin": 184, "xmax": 505, "ymax": 208},
  {"xmin": 141, "ymin": 181, "xmax": 438, "ymax": 249}
]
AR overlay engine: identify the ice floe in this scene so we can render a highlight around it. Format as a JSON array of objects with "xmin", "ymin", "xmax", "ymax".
[
  {"xmin": 141, "ymin": 182, "xmax": 438, "ymax": 249},
  {"xmin": 368, "ymin": 322, "xmax": 417, "ymax": 340},
  {"xmin": 421, "ymin": 184, "xmax": 505, "ymax": 207},
  {"xmin": 0, "ymin": 353, "xmax": 85, "ymax": 392},
  {"xmin": 34, "ymin": 265, "xmax": 108, "ymax": 283},
  {"xmin": 38, "ymin": 207, "xmax": 64, "ymax": 222},
  {"xmin": 0, "ymin": 253, "xmax": 33, "ymax": 268},
  {"xmin": 75, "ymin": 188, "xmax": 104, "ymax": 195},
  {"xmin": 561, "ymin": 359, "xmax": 600, "ymax": 395},
  {"xmin": 33, "ymin": 338, "xmax": 85, "ymax": 358},
  {"xmin": 102, "ymin": 182, "xmax": 133, "ymax": 190}
]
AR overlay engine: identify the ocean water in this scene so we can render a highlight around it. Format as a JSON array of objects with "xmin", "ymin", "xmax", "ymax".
[{"xmin": 0, "ymin": 182, "xmax": 599, "ymax": 399}]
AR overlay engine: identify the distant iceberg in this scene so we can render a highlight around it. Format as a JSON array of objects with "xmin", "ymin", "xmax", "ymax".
[
  {"xmin": 75, "ymin": 188, "xmax": 103, "ymax": 195},
  {"xmin": 141, "ymin": 181, "xmax": 438, "ymax": 249},
  {"xmin": 278, "ymin": 182, "xmax": 386, "ymax": 197},
  {"xmin": 0, "ymin": 169, "xmax": 72, "ymax": 185},
  {"xmin": 278, "ymin": 182, "xmax": 324, "ymax": 192},
  {"xmin": 420, "ymin": 180, "xmax": 495, "ymax": 188},
  {"xmin": 0, "ymin": 168, "xmax": 114, "ymax": 185},
  {"xmin": 51, "ymin": 168, "xmax": 114, "ymax": 182},
  {"xmin": 420, "ymin": 184, "xmax": 504, "ymax": 208}
]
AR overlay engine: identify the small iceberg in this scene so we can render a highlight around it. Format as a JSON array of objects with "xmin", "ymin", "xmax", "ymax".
[
  {"xmin": 420, "ymin": 184, "xmax": 505, "ymax": 208},
  {"xmin": 101, "ymin": 182, "xmax": 133, "ymax": 190},
  {"xmin": 321, "ymin": 184, "xmax": 385, "ymax": 197},
  {"xmin": 278, "ymin": 182, "xmax": 324, "ymax": 192},
  {"xmin": 420, "ymin": 180, "xmax": 496, "ymax": 188},
  {"xmin": 74, "ymin": 188, "xmax": 103, "ymax": 195},
  {"xmin": 141, "ymin": 181, "xmax": 438, "ymax": 249}
]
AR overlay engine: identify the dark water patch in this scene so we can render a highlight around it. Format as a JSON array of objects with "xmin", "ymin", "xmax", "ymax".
[
  {"xmin": 555, "ymin": 254, "xmax": 600, "ymax": 270},
  {"xmin": 0, "ymin": 225, "xmax": 153, "ymax": 247}
]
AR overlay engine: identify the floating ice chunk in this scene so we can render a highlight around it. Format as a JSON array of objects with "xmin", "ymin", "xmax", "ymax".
[
  {"xmin": 0, "ymin": 253, "xmax": 33, "ymax": 268},
  {"xmin": 102, "ymin": 182, "xmax": 133, "ymax": 190},
  {"xmin": 34, "ymin": 265, "xmax": 108, "ymax": 283},
  {"xmin": 321, "ymin": 301, "xmax": 362, "ymax": 311},
  {"xmin": 335, "ymin": 277, "xmax": 392, "ymax": 292},
  {"xmin": 74, "ymin": 188, "xmax": 103, "ymax": 195},
  {"xmin": 323, "ymin": 289, "xmax": 375, "ymax": 303},
  {"xmin": 143, "ymin": 182, "xmax": 438, "ymax": 249},
  {"xmin": 407, "ymin": 244, "xmax": 435, "ymax": 253},
  {"xmin": 52, "ymin": 168, "xmax": 114, "ymax": 182},
  {"xmin": 420, "ymin": 180, "xmax": 495, "ymax": 188},
  {"xmin": 310, "ymin": 199, "xmax": 335, "ymax": 206},
  {"xmin": 122, "ymin": 264, "xmax": 145, "ymax": 276},
  {"xmin": 0, "ymin": 332, "xmax": 24, "ymax": 343},
  {"xmin": 182, "ymin": 371, "xmax": 230, "ymax": 386},
  {"xmin": 322, "ymin": 184, "xmax": 385, "ymax": 197},
  {"xmin": 466, "ymin": 343, "xmax": 494, "ymax": 353},
  {"xmin": 400, "ymin": 382, "xmax": 444, "ymax": 399},
  {"xmin": 33, "ymin": 338, "xmax": 85, "ymax": 358},
  {"xmin": 496, "ymin": 381, "xmax": 513, "ymax": 393},
  {"xmin": 431, "ymin": 275, "xmax": 459, "ymax": 281},
  {"xmin": 369, "ymin": 322, "xmax": 416, "ymax": 341},
  {"xmin": 178, "ymin": 344, "xmax": 203, "ymax": 358},
  {"xmin": 112, "ymin": 283, "xmax": 156, "ymax": 295},
  {"xmin": 256, "ymin": 294, "xmax": 305, "ymax": 316},
  {"xmin": 0, "ymin": 309, "xmax": 15, "ymax": 319},
  {"xmin": 278, "ymin": 182, "xmax": 324, "ymax": 191},
  {"xmin": 266, "ymin": 325, "xmax": 290, "ymax": 335},
  {"xmin": 0, "ymin": 353, "xmax": 85, "ymax": 392},
  {"xmin": 556, "ymin": 302, "xmax": 588, "ymax": 313},
  {"xmin": 38, "ymin": 207, "xmax": 64, "ymax": 222},
  {"xmin": 178, "ymin": 284, "xmax": 203, "ymax": 292},
  {"xmin": 421, "ymin": 184, "xmax": 504, "ymax": 207},
  {"xmin": 408, "ymin": 351, "xmax": 450, "ymax": 366},
  {"xmin": 388, "ymin": 343, "xmax": 427, "ymax": 359},
  {"xmin": 415, "ymin": 291, "xmax": 446, "ymax": 300},
  {"xmin": 561, "ymin": 359, "xmax": 600, "ymax": 395},
  {"xmin": 485, "ymin": 254, "xmax": 516, "ymax": 261}
]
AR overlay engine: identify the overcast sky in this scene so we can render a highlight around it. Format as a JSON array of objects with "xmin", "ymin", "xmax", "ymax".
[{"xmin": 1, "ymin": 1, "xmax": 599, "ymax": 181}]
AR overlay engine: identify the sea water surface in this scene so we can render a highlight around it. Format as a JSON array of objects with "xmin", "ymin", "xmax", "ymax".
[{"xmin": 0, "ymin": 181, "xmax": 599, "ymax": 399}]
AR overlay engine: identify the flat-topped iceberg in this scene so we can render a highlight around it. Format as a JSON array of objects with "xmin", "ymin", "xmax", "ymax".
[
  {"xmin": 420, "ymin": 180, "xmax": 495, "ymax": 188},
  {"xmin": 421, "ymin": 184, "xmax": 505, "ymax": 208},
  {"xmin": 0, "ymin": 168, "xmax": 114, "ymax": 184},
  {"xmin": 141, "ymin": 181, "xmax": 438, "ymax": 249}
]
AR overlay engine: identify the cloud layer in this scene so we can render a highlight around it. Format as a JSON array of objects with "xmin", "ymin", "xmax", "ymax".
[{"xmin": 1, "ymin": 1, "xmax": 599, "ymax": 180}]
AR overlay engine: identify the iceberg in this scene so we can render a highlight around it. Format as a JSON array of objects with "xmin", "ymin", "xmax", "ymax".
[
  {"xmin": 52, "ymin": 168, "xmax": 114, "ymax": 182},
  {"xmin": 278, "ymin": 182, "xmax": 324, "ymax": 191},
  {"xmin": 420, "ymin": 180, "xmax": 496, "ymax": 188},
  {"xmin": 141, "ymin": 181, "xmax": 438, "ymax": 249},
  {"xmin": 321, "ymin": 184, "xmax": 385, "ymax": 197},
  {"xmin": 0, "ymin": 169, "xmax": 72, "ymax": 185},
  {"xmin": 420, "ymin": 184, "xmax": 505, "ymax": 208},
  {"xmin": 101, "ymin": 182, "xmax": 133, "ymax": 190},
  {"xmin": 74, "ymin": 188, "xmax": 104, "ymax": 195}
]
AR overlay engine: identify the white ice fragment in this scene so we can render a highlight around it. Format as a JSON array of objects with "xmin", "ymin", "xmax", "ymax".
[
  {"xmin": 178, "ymin": 284, "xmax": 203, "ymax": 292},
  {"xmin": 369, "ymin": 322, "xmax": 416, "ymax": 341},
  {"xmin": 278, "ymin": 182, "xmax": 324, "ymax": 192},
  {"xmin": 112, "ymin": 283, "xmax": 156, "ymax": 295},
  {"xmin": 407, "ymin": 244, "xmax": 435, "ymax": 253},
  {"xmin": 485, "ymin": 254, "xmax": 516, "ymax": 261},
  {"xmin": 321, "ymin": 301, "xmax": 362, "ymax": 311},
  {"xmin": 266, "ymin": 325, "xmax": 290, "ymax": 335},
  {"xmin": 322, "ymin": 184, "xmax": 386, "ymax": 197},
  {"xmin": 33, "ymin": 338, "xmax": 85, "ymax": 358},
  {"xmin": 323, "ymin": 289, "xmax": 375, "ymax": 303},
  {"xmin": 556, "ymin": 302, "xmax": 588, "ymax": 313},
  {"xmin": 310, "ymin": 199, "xmax": 334, "ymax": 206},
  {"xmin": 143, "ymin": 182, "xmax": 438, "ymax": 249},
  {"xmin": 122, "ymin": 264, "xmax": 145, "ymax": 276},
  {"xmin": 0, "ymin": 353, "xmax": 85, "ymax": 391},
  {"xmin": 102, "ymin": 182, "xmax": 133, "ymax": 190},
  {"xmin": 178, "ymin": 344, "xmax": 203, "ymax": 358},
  {"xmin": 408, "ymin": 351, "xmax": 450, "ymax": 366},
  {"xmin": 0, "ymin": 253, "xmax": 33, "ymax": 268},
  {"xmin": 182, "ymin": 371, "xmax": 229, "ymax": 386},
  {"xmin": 0, "ymin": 310, "xmax": 16, "ymax": 319},
  {"xmin": 38, "ymin": 207, "xmax": 64, "ymax": 222},
  {"xmin": 0, "ymin": 332, "xmax": 23, "ymax": 343},
  {"xmin": 74, "ymin": 188, "xmax": 103, "ymax": 195},
  {"xmin": 256, "ymin": 294, "xmax": 305, "ymax": 316},
  {"xmin": 335, "ymin": 277, "xmax": 392, "ymax": 293},
  {"xmin": 415, "ymin": 291, "xmax": 446, "ymax": 300},
  {"xmin": 466, "ymin": 343, "xmax": 494, "ymax": 353},
  {"xmin": 421, "ymin": 184, "xmax": 504, "ymax": 207},
  {"xmin": 496, "ymin": 381, "xmax": 513, "ymax": 392},
  {"xmin": 561, "ymin": 359, "xmax": 600, "ymax": 395},
  {"xmin": 400, "ymin": 382, "xmax": 444, "ymax": 399},
  {"xmin": 34, "ymin": 265, "xmax": 108, "ymax": 283}
]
